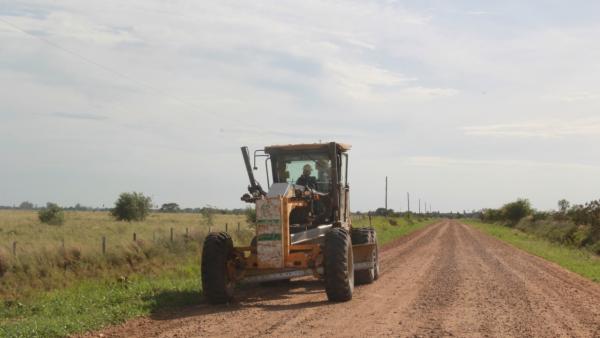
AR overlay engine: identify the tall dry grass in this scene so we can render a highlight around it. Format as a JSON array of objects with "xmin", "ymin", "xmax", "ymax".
[{"xmin": 0, "ymin": 210, "xmax": 252, "ymax": 298}]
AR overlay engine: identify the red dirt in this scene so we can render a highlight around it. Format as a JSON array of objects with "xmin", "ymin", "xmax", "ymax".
[{"xmin": 81, "ymin": 220, "xmax": 600, "ymax": 337}]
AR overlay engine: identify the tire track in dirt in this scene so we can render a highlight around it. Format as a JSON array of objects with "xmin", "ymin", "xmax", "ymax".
[
  {"xmin": 454, "ymin": 222, "xmax": 535, "ymax": 337},
  {"xmin": 400, "ymin": 221, "xmax": 461, "ymax": 337},
  {"xmin": 81, "ymin": 220, "xmax": 600, "ymax": 338},
  {"xmin": 457, "ymin": 222, "xmax": 600, "ymax": 337}
]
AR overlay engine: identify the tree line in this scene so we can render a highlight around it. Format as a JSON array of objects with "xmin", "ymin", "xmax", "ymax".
[
  {"xmin": 479, "ymin": 198, "xmax": 600, "ymax": 254},
  {"xmin": 3, "ymin": 193, "xmax": 250, "ymax": 225}
]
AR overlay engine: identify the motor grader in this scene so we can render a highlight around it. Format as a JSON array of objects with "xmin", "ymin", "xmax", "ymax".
[{"xmin": 201, "ymin": 142, "xmax": 379, "ymax": 303}]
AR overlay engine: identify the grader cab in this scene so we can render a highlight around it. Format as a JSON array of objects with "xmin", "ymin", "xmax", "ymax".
[{"xmin": 201, "ymin": 142, "xmax": 379, "ymax": 303}]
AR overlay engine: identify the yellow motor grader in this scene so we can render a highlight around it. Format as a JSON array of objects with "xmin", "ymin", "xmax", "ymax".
[{"xmin": 201, "ymin": 142, "xmax": 379, "ymax": 303}]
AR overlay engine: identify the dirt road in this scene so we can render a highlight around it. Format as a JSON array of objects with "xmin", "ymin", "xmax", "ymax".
[{"xmin": 86, "ymin": 220, "xmax": 600, "ymax": 337}]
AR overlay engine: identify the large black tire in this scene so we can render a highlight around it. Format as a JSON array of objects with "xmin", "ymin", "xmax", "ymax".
[
  {"xmin": 351, "ymin": 227, "xmax": 371, "ymax": 244},
  {"xmin": 324, "ymin": 228, "xmax": 354, "ymax": 302},
  {"xmin": 352, "ymin": 228, "xmax": 379, "ymax": 285},
  {"xmin": 201, "ymin": 232, "xmax": 235, "ymax": 304}
]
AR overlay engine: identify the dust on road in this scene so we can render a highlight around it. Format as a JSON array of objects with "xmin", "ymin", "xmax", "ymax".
[{"xmin": 83, "ymin": 220, "xmax": 600, "ymax": 337}]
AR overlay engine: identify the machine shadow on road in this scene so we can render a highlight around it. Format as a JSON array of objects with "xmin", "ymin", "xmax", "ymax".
[{"xmin": 148, "ymin": 279, "xmax": 331, "ymax": 321}]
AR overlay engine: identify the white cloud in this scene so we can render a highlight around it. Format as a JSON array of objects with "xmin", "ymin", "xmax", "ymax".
[
  {"xmin": 542, "ymin": 91, "xmax": 600, "ymax": 102},
  {"xmin": 466, "ymin": 10, "xmax": 489, "ymax": 16},
  {"xmin": 399, "ymin": 86, "xmax": 459, "ymax": 99},
  {"xmin": 403, "ymin": 156, "xmax": 598, "ymax": 171},
  {"xmin": 2, "ymin": 1, "xmax": 600, "ymax": 211},
  {"xmin": 462, "ymin": 118, "xmax": 600, "ymax": 138}
]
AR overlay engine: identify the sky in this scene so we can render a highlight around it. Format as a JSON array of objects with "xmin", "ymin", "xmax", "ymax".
[{"xmin": 1, "ymin": 0, "xmax": 600, "ymax": 212}]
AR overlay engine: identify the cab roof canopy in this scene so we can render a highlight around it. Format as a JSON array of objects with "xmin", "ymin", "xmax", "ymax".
[{"xmin": 265, "ymin": 142, "xmax": 351, "ymax": 153}]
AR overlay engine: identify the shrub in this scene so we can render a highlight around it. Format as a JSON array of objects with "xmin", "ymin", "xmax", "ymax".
[
  {"xmin": 480, "ymin": 208, "xmax": 502, "ymax": 222},
  {"xmin": 111, "ymin": 192, "xmax": 152, "ymax": 222},
  {"xmin": 38, "ymin": 203, "xmax": 65, "ymax": 225},
  {"xmin": 589, "ymin": 241, "xmax": 600, "ymax": 255},
  {"xmin": 501, "ymin": 199, "xmax": 532, "ymax": 225},
  {"xmin": 569, "ymin": 200, "xmax": 600, "ymax": 241},
  {"xmin": 531, "ymin": 210, "xmax": 550, "ymax": 222},
  {"xmin": 545, "ymin": 222, "xmax": 578, "ymax": 245},
  {"xmin": 19, "ymin": 201, "xmax": 34, "ymax": 209},
  {"xmin": 573, "ymin": 226, "xmax": 592, "ymax": 247},
  {"xmin": 201, "ymin": 205, "xmax": 215, "ymax": 226},
  {"xmin": 159, "ymin": 203, "xmax": 180, "ymax": 213}
]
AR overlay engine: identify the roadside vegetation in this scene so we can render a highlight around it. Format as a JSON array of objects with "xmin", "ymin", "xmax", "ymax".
[
  {"xmin": 0, "ymin": 210, "xmax": 251, "ymax": 299},
  {"xmin": 0, "ymin": 211, "xmax": 437, "ymax": 337},
  {"xmin": 478, "ymin": 198, "xmax": 600, "ymax": 255},
  {"xmin": 465, "ymin": 220, "xmax": 600, "ymax": 282},
  {"xmin": 470, "ymin": 198, "xmax": 600, "ymax": 282},
  {"xmin": 352, "ymin": 213, "xmax": 437, "ymax": 245}
]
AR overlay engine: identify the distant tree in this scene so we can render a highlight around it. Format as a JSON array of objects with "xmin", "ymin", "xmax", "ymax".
[
  {"xmin": 73, "ymin": 203, "xmax": 90, "ymax": 211},
  {"xmin": 111, "ymin": 192, "xmax": 152, "ymax": 221},
  {"xmin": 19, "ymin": 201, "xmax": 34, "ymax": 210},
  {"xmin": 558, "ymin": 199, "xmax": 570, "ymax": 214},
  {"xmin": 480, "ymin": 208, "xmax": 502, "ymax": 222},
  {"xmin": 38, "ymin": 202, "xmax": 65, "ymax": 225},
  {"xmin": 374, "ymin": 208, "xmax": 394, "ymax": 216},
  {"xmin": 501, "ymin": 199, "xmax": 532, "ymax": 225},
  {"xmin": 201, "ymin": 205, "xmax": 216, "ymax": 226},
  {"xmin": 159, "ymin": 203, "xmax": 180, "ymax": 213}
]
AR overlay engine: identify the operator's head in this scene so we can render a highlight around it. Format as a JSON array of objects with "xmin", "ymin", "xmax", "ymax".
[{"xmin": 302, "ymin": 164, "xmax": 312, "ymax": 176}]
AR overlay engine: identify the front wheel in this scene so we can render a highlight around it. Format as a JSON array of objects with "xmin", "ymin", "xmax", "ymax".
[
  {"xmin": 201, "ymin": 232, "xmax": 235, "ymax": 304},
  {"xmin": 324, "ymin": 228, "xmax": 354, "ymax": 302}
]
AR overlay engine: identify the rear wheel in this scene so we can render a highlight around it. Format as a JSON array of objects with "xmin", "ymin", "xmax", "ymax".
[
  {"xmin": 201, "ymin": 232, "xmax": 235, "ymax": 304},
  {"xmin": 352, "ymin": 228, "xmax": 378, "ymax": 285},
  {"xmin": 324, "ymin": 228, "xmax": 354, "ymax": 302}
]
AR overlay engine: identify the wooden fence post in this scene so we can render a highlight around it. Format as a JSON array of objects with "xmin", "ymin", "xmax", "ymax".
[
  {"xmin": 225, "ymin": 223, "xmax": 228, "ymax": 233},
  {"xmin": 133, "ymin": 232, "xmax": 137, "ymax": 241},
  {"xmin": 102, "ymin": 236, "xmax": 106, "ymax": 254},
  {"xmin": 170, "ymin": 228, "xmax": 174, "ymax": 242},
  {"xmin": 12, "ymin": 241, "xmax": 17, "ymax": 256}
]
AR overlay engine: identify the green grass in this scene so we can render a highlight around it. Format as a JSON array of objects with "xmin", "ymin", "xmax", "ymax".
[
  {"xmin": 464, "ymin": 219, "xmax": 600, "ymax": 283},
  {"xmin": 0, "ymin": 258, "xmax": 201, "ymax": 337},
  {"xmin": 352, "ymin": 215, "xmax": 437, "ymax": 245},
  {"xmin": 0, "ymin": 214, "xmax": 438, "ymax": 337}
]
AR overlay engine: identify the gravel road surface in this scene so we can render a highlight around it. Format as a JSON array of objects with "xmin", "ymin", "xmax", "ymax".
[{"xmin": 84, "ymin": 220, "xmax": 600, "ymax": 337}]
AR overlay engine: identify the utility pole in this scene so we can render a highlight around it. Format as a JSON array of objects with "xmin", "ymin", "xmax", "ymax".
[
  {"xmin": 385, "ymin": 176, "xmax": 388, "ymax": 210},
  {"xmin": 407, "ymin": 192, "xmax": 410, "ymax": 213},
  {"xmin": 419, "ymin": 198, "xmax": 421, "ymax": 214}
]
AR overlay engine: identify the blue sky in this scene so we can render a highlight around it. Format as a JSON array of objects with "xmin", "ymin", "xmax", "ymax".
[{"xmin": 1, "ymin": 1, "xmax": 600, "ymax": 212}]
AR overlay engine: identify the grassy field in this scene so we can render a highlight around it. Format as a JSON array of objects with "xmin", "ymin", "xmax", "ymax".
[
  {"xmin": 0, "ymin": 210, "xmax": 246, "ymax": 255},
  {"xmin": 464, "ymin": 219, "xmax": 600, "ymax": 283},
  {"xmin": 352, "ymin": 215, "xmax": 437, "ymax": 245},
  {"xmin": 0, "ymin": 210, "xmax": 250, "ymax": 298}
]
